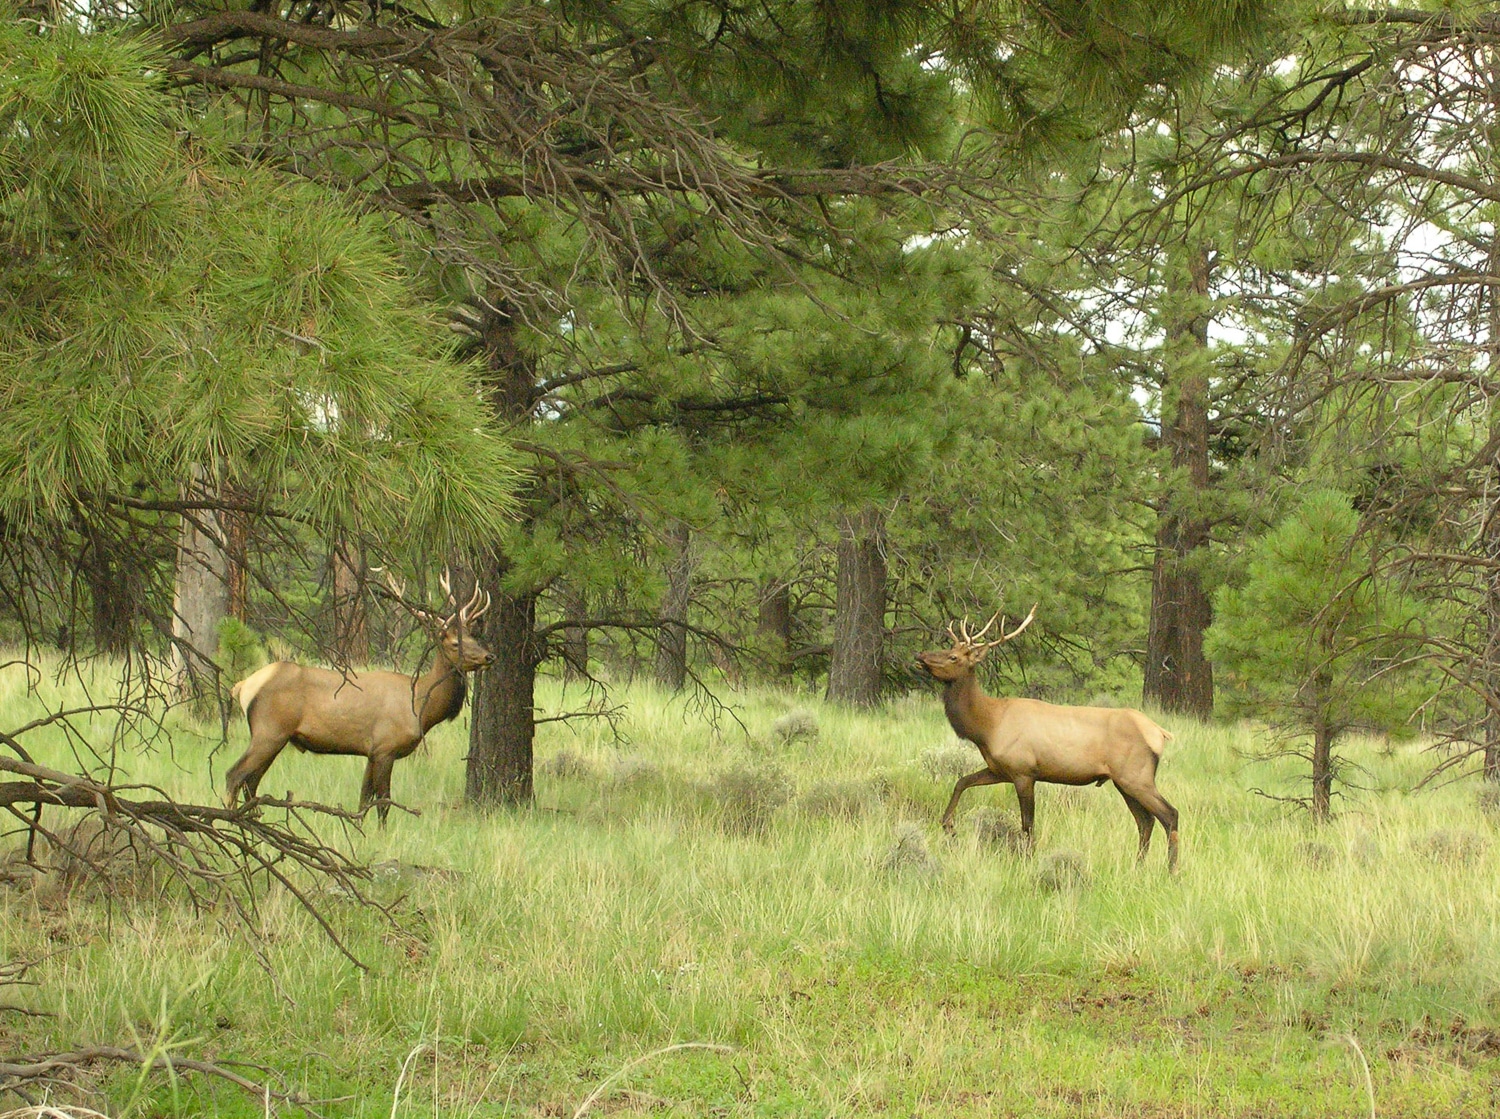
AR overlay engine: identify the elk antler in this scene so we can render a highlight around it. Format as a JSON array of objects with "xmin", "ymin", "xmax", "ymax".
[
  {"xmin": 379, "ymin": 568, "xmax": 441, "ymax": 626},
  {"xmin": 461, "ymin": 584, "xmax": 491, "ymax": 626},
  {"xmin": 437, "ymin": 567, "xmax": 491, "ymax": 630},
  {"xmin": 970, "ymin": 611, "xmax": 1003, "ymax": 643},
  {"xmin": 981, "ymin": 604, "xmax": 1037, "ymax": 648}
]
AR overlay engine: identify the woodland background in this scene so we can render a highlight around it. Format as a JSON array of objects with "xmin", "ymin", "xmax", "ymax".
[{"xmin": 6, "ymin": 0, "xmax": 1500, "ymax": 1114}]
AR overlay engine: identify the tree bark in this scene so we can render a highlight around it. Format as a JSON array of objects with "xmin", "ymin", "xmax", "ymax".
[
  {"xmin": 223, "ymin": 487, "xmax": 249, "ymax": 624},
  {"xmin": 1311, "ymin": 669, "xmax": 1335, "ymax": 821},
  {"xmin": 79, "ymin": 517, "xmax": 139, "ymax": 656},
  {"xmin": 467, "ymin": 557, "xmax": 539, "ymax": 807},
  {"xmin": 654, "ymin": 521, "xmax": 692, "ymax": 690},
  {"xmin": 1144, "ymin": 244, "xmax": 1215, "ymax": 718},
  {"xmin": 1484, "ymin": 210, "xmax": 1500, "ymax": 779},
  {"xmin": 757, "ymin": 577, "xmax": 792, "ymax": 674},
  {"xmin": 329, "ymin": 540, "xmax": 367, "ymax": 666},
  {"xmin": 466, "ymin": 293, "xmax": 540, "ymax": 807},
  {"xmin": 826, "ymin": 507, "xmax": 887, "ymax": 706},
  {"xmin": 170, "ymin": 469, "xmax": 230, "ymax": 699}
]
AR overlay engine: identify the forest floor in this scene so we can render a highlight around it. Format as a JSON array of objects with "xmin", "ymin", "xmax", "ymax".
[{"xmin": 2, "ymin": 660, "xmax": 1499, "ymax": 1117}]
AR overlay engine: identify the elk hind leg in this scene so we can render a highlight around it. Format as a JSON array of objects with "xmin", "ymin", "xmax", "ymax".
[
  {"xmin": 1116, "ymin": 786, "xmax": 1155, "ymax": 863},
  {"xmin": 224, "ymin": 732, "xmax": 290, "ymax": 808},
  {"xmin": 1123, "ymin": 784, "xmax": 1179, "ymax": 872},
  {"xmin": 940, "ymin": 769, "xmax": 1003, "ymax": 835}
]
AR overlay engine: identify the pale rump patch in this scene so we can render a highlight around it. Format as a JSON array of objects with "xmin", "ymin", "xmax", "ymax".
[
  {"xmin": 232, "ymin": 663, "xmax": 283, "ymax": 715},
  {"xmin": 1148, "ymin": 724, "xmax": 1171, "ymax": 756}
]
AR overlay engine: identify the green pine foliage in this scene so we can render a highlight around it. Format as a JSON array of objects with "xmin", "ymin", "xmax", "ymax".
[
  {"xmin": 0, "ymin": 21, "xmax": 517, "ymax": 552},
  {"xmin": 1207, "ymin": 489, "xmax": 1431, "ymax": 813}
]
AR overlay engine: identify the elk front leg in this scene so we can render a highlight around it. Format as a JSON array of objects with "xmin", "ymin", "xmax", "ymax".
[
  {"xmin": 361, "ymin": 751, "xmax": 399, "ymax": 828},
  {"xmin": 1013, "ymin": 776, "xmax": 1037, "ymax": 852},
  {"xmin": 940, "ymin": 769, "xmax": 1003, "ymax": 835}
]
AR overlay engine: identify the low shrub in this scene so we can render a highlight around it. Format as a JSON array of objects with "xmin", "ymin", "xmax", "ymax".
[
  {"xmin": 772, "ymin": 709, "xmax": 819, "ymax": 745},
  {"xmin": 880, "ymin": 824, "xmax": 943, "ymax": 880},
  {"xmin": 918, "ymin": 742, "xmax": 975, "ymax": 782},
  {"xmin": 539, "ymin": 749, "xmax": 597, "ymax": 780},
  {"xmin": 1036, "ymin": 849, "xmax": 1090, "ymax": 892},
  {"xmin": 709, "ymin": 764, "xmax": 794, "ymax": 835},
  {"xmin": 1412, "ymin": 829, "xmax": 1488, "ymax": 866}
]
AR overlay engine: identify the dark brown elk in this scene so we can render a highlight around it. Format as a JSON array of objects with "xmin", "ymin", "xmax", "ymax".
[
  {"xmin": 224, "ymin": 573, "xmax": 493, "ymax": 824},
  {"xmin": 915, "ymin": 607, "xmax": 1180, "ymax": 871}
]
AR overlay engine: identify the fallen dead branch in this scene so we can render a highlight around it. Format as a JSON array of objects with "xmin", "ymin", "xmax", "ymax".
[
  {"xmin": 0, "ymin": 751, "xmax": 387, "ymax": 969},
  {"xmin": 0, "ymin": 1046, "xmax": 338, "ymax": 1117}
]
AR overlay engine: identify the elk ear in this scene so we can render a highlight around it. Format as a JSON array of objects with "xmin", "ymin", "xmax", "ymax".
[{"xmin": 970, "ymin": 644, "xmax": 992, "ymax": 665}]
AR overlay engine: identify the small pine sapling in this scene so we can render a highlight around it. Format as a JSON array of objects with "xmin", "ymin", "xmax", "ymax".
[{"xmin": 1207, "ymin": 490, "xmax": 1429, "ymax": 820}]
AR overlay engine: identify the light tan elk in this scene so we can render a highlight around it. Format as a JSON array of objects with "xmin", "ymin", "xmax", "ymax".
[
  {"xmin": 916, "ymin": 607, "xmax": 1179, "ymax": 871},
  {"xmin": 224, "ymin": 572, "xmax": 493, "ymax": 824}
]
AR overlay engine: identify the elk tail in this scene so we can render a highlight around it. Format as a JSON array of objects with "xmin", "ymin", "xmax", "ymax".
[
  {"xmin": 1144, "ymin": 719, "xmax": 1172, "ymax": 758},
  {"xmin": 232, "ymin": 663, "xmax": 280, "ymax": 722}
]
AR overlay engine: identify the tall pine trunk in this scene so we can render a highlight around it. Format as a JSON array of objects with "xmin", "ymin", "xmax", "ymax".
[
  {"xmin": 758, "ymin": 578, "xmax": 792, "ymax": 675},
  {"xmin": 1144, "ymin": 244, "xmax": 1215, "ymax": 718},
  {"xmin": 170, "ymin": 468, "xmax": 230, "ymax": 699},
  {"xmin": 1311, "ymin": 669, "xmax": 1335, "ymax": 821},
  {"xmin": 826, "ymin": 507, "xmax": 886, "ymax": 706},
  {"xmin": 80, "ymin": 516, "xmax": 139, "ymax": 656},
  {"xmin": 1481, "ymin": 392, "xmax": 1500, "ymax": 777},
  {"xmin": 467, "ymin": 293, "xmax": 540, "ymax": 807},
  {"xmin": 1484, "ymin": 220, "xmax": 1500, "ymax": 780},
  {"xmin": 225, "ymin": 503, "xmax": 249, "ymax": 624},
  {"xmin": 467, "ymin": 559, "xmax": 539, "ymax": 806},
  {"xmin": 330, "ymin": 539, "xmax": 368, "ymax": 666},
  {"xmin": 655, "ymin": 521, "xmax": 692, "ymax": 690}
]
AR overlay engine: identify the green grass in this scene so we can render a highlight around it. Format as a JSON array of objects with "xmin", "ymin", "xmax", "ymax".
[{"xmin": 3, "ymin": 660, "xmax": 1500, "ymax": 1116}]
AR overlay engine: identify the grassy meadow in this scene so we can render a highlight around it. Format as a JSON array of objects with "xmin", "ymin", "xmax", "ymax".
[{"xmin": 3, "ymin": 659, "xmax": 1500, "ymax": 1117}]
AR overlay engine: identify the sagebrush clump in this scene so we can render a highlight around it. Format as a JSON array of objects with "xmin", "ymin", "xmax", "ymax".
[
  {"xmin": 709, "ymin": 764, "xmax": 794, "ymax": 834},
  {"xmin": 880, "ymin": 824, "xmax": 943, "ymax": 879},
  {"xmin": 918, "ymin": 742, "xmax": 975, "ymax": 782},
  {"xmin": 1412, "ymin": 829, "xmax": 1488, "ymax": 865},
  {"xmin": 1036, "ymin": 849, "xmax": 1090, "ymax": 892},
  {"xmin": 539, "ymin": 749, "xmax": 596, "ymax": 780},
  {"xmin": 800, "ymin": 778, "xmax": 881, "ymax": 821},
  {"xmin": 772, "ymin": 709, "xmax": 819, "ymax": 745},
  {"xmin": 971, "ymin": 806, "xmax": 1026, "ymax": 852}
]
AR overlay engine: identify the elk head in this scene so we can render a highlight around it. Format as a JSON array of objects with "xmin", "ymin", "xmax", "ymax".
[
  {"xmin": 384, "ymin": 568, "xmax": 495, "ymax": 671},
  {"xmin": 916, "ymin": 604, "xmax": 1036, "ymax": 681}
]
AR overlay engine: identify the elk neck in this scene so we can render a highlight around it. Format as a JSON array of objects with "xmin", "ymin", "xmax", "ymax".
[
  {"xmin": 414, "ymin": 652, "xmax": 467, "ymax": 731},
  {"xmin": 941, "ymin": 669, "xmax": 991, "ymax": 743}
]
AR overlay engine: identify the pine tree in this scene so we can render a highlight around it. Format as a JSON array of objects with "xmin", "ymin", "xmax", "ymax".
[
  {"xmin": 1206, "ymin": 490, "xmax": 1427, "ymax": 820},
  {"xmin": 0, "ymin": 23, "xmax": 517, "ymax": 685}
]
